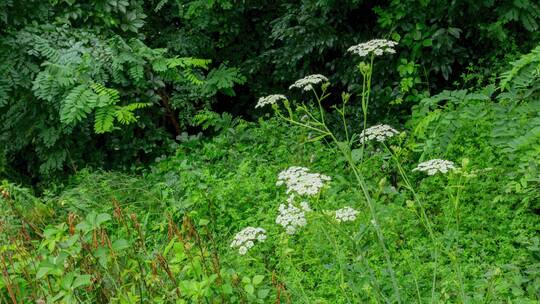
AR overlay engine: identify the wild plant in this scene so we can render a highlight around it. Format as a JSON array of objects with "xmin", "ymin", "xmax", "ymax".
[{"xmin": 249, "ymin": 38, "xmax": 470, "ymax": 303}]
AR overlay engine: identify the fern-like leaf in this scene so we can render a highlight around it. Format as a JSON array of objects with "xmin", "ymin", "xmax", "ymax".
[
  {"xmin": 94, "ymin": 106, "xmax": 116, "ymax": 133},
  {"xmin": 60, "ymin": 84, "xmax": 97, "ymax": 124},
  {"xmin": 114, "ymin": 105, "xmax": 137, "ymax": 125},
  {"xmin": 500, "ymin": 44, "xmax": 540, "ymax": 91}
]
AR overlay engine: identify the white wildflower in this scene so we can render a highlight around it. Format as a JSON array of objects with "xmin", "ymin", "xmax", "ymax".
[
  {"xmin": 286, "ymin": 194, "xmax": 295, "ymax": 204},
  {"xmin": 347, "ymin": 39, "xmax": 398, "ymax": 57},
  {"xmin": 276, "ymin": 166, "xmax": 331, "ymax": 196},
  {"xmin": 230, "ymin": 227, "xmax": 267, "ymax": 255},
  {"xmin": 289, "ymin": 74, "xmax": 328, "ymax": 91},
  {"xmin": 413, "ymin": 159, "xmax": 456, "ymax": 175},
  {"xmin": 335, "ymin": 207, "xmax": 359, "ymax": 222},
  {"xmin": 276, "ymin": 203, "xmax": 307, "ymax": 235},
  {"xmin": 256, "ymin": 94, "xmax": 287, "ymax": 108},
  {"xmin": 359, "ymin": 124, "xmax": 399, "ymax": 143},
  {"xmin": 300, "ymin": 201, "xmax": 312, "ymax": 212}
]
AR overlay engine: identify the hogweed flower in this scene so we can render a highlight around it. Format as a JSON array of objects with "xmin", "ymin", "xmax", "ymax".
[
  {"xmin": 413, "ymin": 159, "xmax": 456, "ymax": 175},
  {"xmin": 289, "ymin": 74, "xmax": 328, "ymax": 91},
  {"xmin": 359, "ymin": 124, "xmax": 399, "ymax": 143},
  {"xmin": 230, "ymin": 227, "xmax": 267, "ymax": 255},
  {"xmin": 276, "ymin": 203, "xmax": 307, "ymax": 235},
  {"xmin": 256, "ymin": 94, "xmax": 287, "ymax": 108},
  {"xmin": 276, "ymin": 166, "xmax": 331, "ymax": 196},
  {"xmin": 299, "ymin": 201, "xmax": 312, "ymax": 212},
  {"xmin": 335, "ymin": 207, "xmax": 359, "ymax": 222},
  {"xmin": 347, "ymin": 39, "xmax": 398, "ymax": 58}
]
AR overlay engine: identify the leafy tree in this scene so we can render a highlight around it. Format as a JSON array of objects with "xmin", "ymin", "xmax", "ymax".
[{"xmin": 0, "ymin": 1, "xmax": 246, "ymax": 183}]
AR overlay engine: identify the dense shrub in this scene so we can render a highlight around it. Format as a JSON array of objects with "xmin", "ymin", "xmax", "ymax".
[{"xmin": 2, "ymin": 0, "xmax": 540, "ymax": 183}]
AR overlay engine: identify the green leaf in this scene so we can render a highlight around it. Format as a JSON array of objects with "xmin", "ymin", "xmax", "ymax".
[
  {"xmin": 447, "ymin": 27, "xmax": 461, "ymax": 38},
  {"xmin": 95, "ymin": 213, "xmax": 111, "ymax": 226},
  {"xmin": 60, "ymin": 84, "xmax": 97, "ymax": 124},
  {"xmin": 252, "ymin": 275, "xmax": 264, "ymax": 285},
  {"xmin": 351, "ymin": 148, "xmax": 363, "ymax": 163},
  {"xmin": 258, "ymin": 289, "xmax": 270, "ymax": 299},
  {"xmin": 61, "ymin": 272, "xmax": 75, "ymax": 289},
  {"xmin": 422, "ymin": 39, "xmax": 433, "ymax": 47},
  {"xmin": 222, "ymin": 283, "xmax": 233, "ymax": 294},
  {"xmin": 36, "ymin": 266, "xmax": 51, "ymax": 279},
  {"xmin": 244, "ymin": 284, "xmax": 254, "ymax": 295},
  {"xmin": 241, "ymin": 276, "xmax": 251, "ymax": 284},
  {"xmin": 198, "ymin": 219, "xmax": 210, "ymax": 226},
  {"xmin": 94, "ymin": 106, "xmax": 116, "ymax": 133},
  {"xmin": 72, "ymin": 274, "xmax": 92, "ymax": 289},
  {"xmin": 112, "ymin": 239, "xmax": 130, "ymax": 251}
]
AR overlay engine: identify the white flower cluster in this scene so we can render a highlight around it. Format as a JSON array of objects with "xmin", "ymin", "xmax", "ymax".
[
  {"xmin": 256, "ymin": 94, "xmax": 287, "ymax": 108},
  {"xmin": 276, "ymin": 166, "xmax": 331, "ymax": 196},
  {"xmin": 286, "ymin": 195, "xmax": 312, "ymax": 212},
  {"xmin": 335, "ymin": 207, "xmax": 359, "ymax": 222},
  {"xmin": 289, "ymin": 74, "xmax": 328, "ymax": 91},
  {"xmin": 347, "ymin": 39, "xmax": 398, "ymax": 57},
  {"xmin": 299, "ymin": 201, "xmax": 312, "ymax": 212},
  {"xmin": 276, "ymin": 203, "xmax": 307, "ymax": 235},
  {"xmin": 230, "ymin": 227, "xmax": 267, "ymax": 255},
  {"xmin": 413, "ymin": 159, "xmax": 456, "ymax": 175},
  {"xmin": 359, "ymin": 124, "xmax": 399, "ymax": 143}
]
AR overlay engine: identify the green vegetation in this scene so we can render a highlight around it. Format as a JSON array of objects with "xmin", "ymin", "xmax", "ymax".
[{"xmin": 1, "ymin": 1, "xmax": 539, "ymax": 303}]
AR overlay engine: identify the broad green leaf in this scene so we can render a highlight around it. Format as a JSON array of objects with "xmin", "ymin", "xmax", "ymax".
[
  {"xmin": 95, "ymin": 213, "xmax": 111, "ymax": 226},
  {"xmin": 244, "ymin": 284, "xmax": 254, "ymax": 295},
  {"xmin": 112, "ymin": 239, "xmax": 130, "ymax": 251},
  {"xmin": 252, "ymin": 275, "xmax": 264, "ymax": 285},
  {"xmin": 72, "ymin": 274, "xmax": 92, "ymax": 289},
  {"xmin": 258, "ymin": 289, "xmax": 270, "ymax": 299}
]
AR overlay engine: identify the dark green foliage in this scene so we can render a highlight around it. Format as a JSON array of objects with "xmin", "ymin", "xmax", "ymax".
[
  {"xmin": 0, "ymin": 1, "xmax": 244, "ymax": 182},
  {"xmin": 3, "ymin": 0, "xmax": 540, "ymax": 183},
  {"xmin": 147, "ymin": 0, "xmax": 540, "ymax": 115}
]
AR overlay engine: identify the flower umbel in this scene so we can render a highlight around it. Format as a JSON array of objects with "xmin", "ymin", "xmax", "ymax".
[
  {"xmin": 359, "ymin": 124, "xmax": 399, "ymax": 143},
  {"xmin": 413, "ymin": 159, "xmax": 456, "ymax": 175},
  {"xmin": 276, "ymin": 166, "xmax": 331, "ymax": 196},
  {"xmin": 347, "ymin": 39, "xmax": 398, "ymax": 57},
  {"xmin": 335, "ymin": 207, "xmax": 359, "ymax": 222},
  {"xmin": 256, "ymin": 94, "xmax": 287, "ymax": 108},
  {"xmin": 230, "ymin": 227, "xmax": 267, "ymax": 255},
  {"xmin": 299, "ymin": 201, "xmax": 312, "ymax": 212},
  {"xmin": 289, "ymin": 74, "xmax": 328, "ymax": 91},
  {"xmin": 276, "ymin": 203, "xmax": 307, "ymax": 235}
]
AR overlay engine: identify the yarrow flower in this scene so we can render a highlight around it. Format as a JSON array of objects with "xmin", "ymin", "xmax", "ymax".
[
  {"xmin": 256, "ymin": 94, "xmax": 287, "ymax": 108},
  {"xmin": 276, "ymin": 203, "xmax": 307, "ymax": 235},
  {"xmin": 289, "ymin": 74, "xmax": 328, "ymax": 91},
  {"xmin": 347, "ymin": 39, "xmax": 398, "ymax": 57},
  {"xmin": 359, "ymin": 124, "xmax": 399, "ymax": 143},
  {"xmin": 413, "ymin": 159, "xmax": 456, "ymax": 175},
  {"xmin": 276, "ymin": 166, "xmax": 331, "ymax": 196},
  {"xmin": 335, "ymin": 207, "xmax": 359, "ymax": 222},
  {"xmin": 230, "ymin": 227, "xmax": 267, "ymax": 255}
]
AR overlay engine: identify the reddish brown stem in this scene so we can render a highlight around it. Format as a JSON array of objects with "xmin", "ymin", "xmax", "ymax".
[{"xmin": 1, "ymin": 254, "xmax": 18, "ymax": 304}]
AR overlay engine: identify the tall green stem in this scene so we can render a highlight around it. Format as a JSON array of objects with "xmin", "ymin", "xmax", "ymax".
[{"xmin": 359, "ymin": 55, "xmax": 375, "ymax": 165}]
